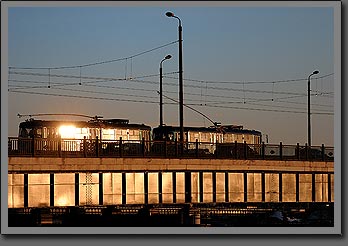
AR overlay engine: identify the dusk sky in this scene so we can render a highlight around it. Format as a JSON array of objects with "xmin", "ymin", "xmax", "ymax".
[{"xmin": 6, "ymin": 2, "xmax": 336, "ymax": 146}]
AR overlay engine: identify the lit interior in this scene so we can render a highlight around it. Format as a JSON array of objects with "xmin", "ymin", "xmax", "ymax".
[
  {"xmin": 59, "ymin": 125, "xmax": 76, "ymax": 139},
  {"xmin": 56, "ymin": 196, "xmax": 69, "ymax": 206}
]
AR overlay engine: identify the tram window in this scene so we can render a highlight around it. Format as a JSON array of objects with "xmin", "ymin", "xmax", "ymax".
[
  {"xmin": 47, "ymin": 128, "xmax": 56, "ymax": 138},
  {"xmin": 36, "ymin": 129, "xmax": 42, "ymax": 138},
  {"xmin": 90, "ymin": 129, "xmax": 96, "ymax": 139},
  {"xmin": 43, "ymin": 127, "xmax": 47, "ymax": 138},
  {"xmin": 19, "ymin": 128, "xmax": 29, "ymax": 138}
]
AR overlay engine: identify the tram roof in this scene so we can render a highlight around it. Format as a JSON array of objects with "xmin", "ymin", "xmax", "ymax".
[
  {"xmin": 153, "ymin": 125, "xmax": 262, "ymax": 136},
  {"xmin": 19, "ymin": 119, "xmax": 151, "ymax": 130}
]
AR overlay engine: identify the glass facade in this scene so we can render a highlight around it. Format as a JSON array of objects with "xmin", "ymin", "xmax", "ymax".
[
  {"xmin": 28, "ymin": 174, "xmax": 50, "ymax": 207},
  {"xmin": 265, "ymin": 173, "xmax": 279, "ymax": 202},
  {"xmin": 8, "ymin": 171, "xmax": 333, "ymax": 207},
  {"xmin": 229, "ymin": 173, "xmax": 244, "ymax": 202},
  {"xmin": 103, "ymin": 173, "xmax": 122, "ymax": 205},
  {"xmin": 247, "ymin": 173, "xmax": 262, "ymax": 202},
  {"xmin": 54, "ymin": 173, "xmax": 75, "ymax": 206},
  {"xmin": 8, "ymin": 174, "xmax": 24, "ymax": 208},
  {"xmin": 282, "ymin": 173, "xmax": 296, "ymax": 202}
]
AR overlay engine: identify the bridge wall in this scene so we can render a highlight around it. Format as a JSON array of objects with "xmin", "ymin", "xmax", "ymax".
[{"xmin": 8, "ymin": 157, "xmax": 334, "ymax": 208}]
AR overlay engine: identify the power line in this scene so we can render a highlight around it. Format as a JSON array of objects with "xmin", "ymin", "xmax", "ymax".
[
  {"xmin": 9, "ymin": 90, "xmax": 160, "ymax": 104},
  {"xmin": 163, "ymin": 72, "xmax": 334, "ymax": 85},
  {"xmin": 9, "ymin": 70, "xmax": 334, "ymax": 96},
  {"xmin": 8, "ymin": 85, "xmax": 332, "ymax": 112},
  {"xmin": 8, "ymin": 77, "xmax": 334, "ymax": 108},
  {"xmin": 54, "ymin": 87, "xmax": 158, "ymax": 100},
  {"xmin": 196, "ymin": 103, "xmax": 334, "ymax": 115},
  {"xmin": 9, "ymin": 40, "xmax": 178, "ymax": 70},
  {"xmin": 244, "ymin": 102, "xmax": 333, "ymax": 112},
  {"xmin": 132, "ymin": 79, "xmax": 309, "ymax": 96},
  {"xmin": 8, "ymin": 71, "xmax": 178, "ymax": 82},
  {"xmin": 8, "ymin": 72, "xmax": 179, "ymax": 89},
  {"xmin": 9, "ymin": 90, "xmax": 334, "ymax": 115}
]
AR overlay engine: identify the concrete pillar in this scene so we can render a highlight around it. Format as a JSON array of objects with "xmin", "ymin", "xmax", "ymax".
[
  {"xmin": 185, "ymin": 171, "xmax": 191, "ymax": 203},
  {"xmin": 212, "ymin": 171, "xmax": 216, "ymax": 203},
  {"xmin": 244, "ymin": 172, "xmax": 248, "ymax": 203},
  {"xmin": 328, "ymin": 173, "xmax": 331, "ymax": 202},
  {"xmin": 99, "ymin": 173, "xmax": 103, "ymax": 205},
  {"xmin": 122, "ymin": 172, "xmax": 126, "ymax": 205},
  {"xmin": 50, "ymin": 173, "xmax": 54, "ymax": 207},
  {"xmin": 144, "ymin": 172, "xmax": 148, "ymax": 204},
  {"xmin": 278, "ymin": 173, "xmax": 282, "ymax": 202},
  {"xmin": 75, "ymin": 173, "xmax": 79, "ymax": 206},
  {"xmin": 261, "ymin": 172, "xmax": 265, "ymax": 202},
  {"xmin": 225, "ymin": 172, "xmax": 229, "ymax": 202},
  {"xmin": 312, "ymin": 173, "xmax": 316, "ymax": 202},
  {"xmin": 24, "ymin": 173, "xmax": 28, "ymax": 207},
  {"xmin": 296, "ymin": 173, "xmax": 299, "ymax": 202},
  {"xmin": 199, "ymin": 171, "xmax": 203, "ymax": 203},
  {"xmin": 172, "ymin": 171, "xmax": 176, "ymax": 203},
  {"xmin": 158, "ymin": 171, "xmax": 162, "ymax": 204}
]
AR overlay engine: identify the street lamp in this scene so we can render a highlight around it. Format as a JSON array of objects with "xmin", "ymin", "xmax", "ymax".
[
  {"xmin": 166, "ymin": 11, "xmax": 184, "ymax": 150},
  {"xmin": 308, "ymin": 70, "xmax": 319, "ymax": 147},
  {"xmin": 159, "ymin": 54, "xmax": 172, "ymax": 127}
]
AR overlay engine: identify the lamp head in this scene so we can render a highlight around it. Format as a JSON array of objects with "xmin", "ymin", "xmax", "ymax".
[
  {"xmin": 166, "ymin": 12, "xmax": 174, "ymax": 17},
  {"xmin": 165, "ymin": 54, "xmax": 172, "ymax": 60},
  {"xmin": 313, "ymin": 70, "xmax": 319, "ymax": 75}
]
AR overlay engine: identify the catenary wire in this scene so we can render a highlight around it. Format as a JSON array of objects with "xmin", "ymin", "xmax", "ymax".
[
  {"xmin": 9, "ymin": 90, "xmax": 334, "ymax": 115},
  {"xmin": 9, "ymin": 40, "xmax": 178, "ymax": 70}
]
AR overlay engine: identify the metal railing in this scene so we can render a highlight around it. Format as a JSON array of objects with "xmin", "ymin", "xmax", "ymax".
[{"xmin": 8, "ymin": 137, "xmax": 334, "ymax": 161}]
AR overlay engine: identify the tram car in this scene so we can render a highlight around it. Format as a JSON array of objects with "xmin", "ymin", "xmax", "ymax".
[
  {"xmin": 17, "ymin": 118, "xmax": 151, "ymax": 156},
  {"xmin": 217, "ymin": 125, "xmax": 262, "ymax": 158},
  {"xmin": 152, "ymin": 125, "xmax": 223, "ymax": 156},
  {"xmin": 152, "ymin": 124, "xmax": 262, "ymax": 157}
]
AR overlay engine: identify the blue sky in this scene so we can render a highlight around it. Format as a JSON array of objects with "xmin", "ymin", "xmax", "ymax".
[{"xmin": 7, "ymin": 4, "xmax": 336, "ymax": 145}]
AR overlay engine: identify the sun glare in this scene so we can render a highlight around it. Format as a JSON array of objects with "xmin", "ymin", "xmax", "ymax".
[{"xmin": 59, "ymin": 125, "xmax": 76, "ymax": 139}]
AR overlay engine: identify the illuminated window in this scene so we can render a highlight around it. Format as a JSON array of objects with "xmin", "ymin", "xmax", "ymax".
[{"xmin": 102, "ymin": 129, "xmax": 115, "ymax": 140}]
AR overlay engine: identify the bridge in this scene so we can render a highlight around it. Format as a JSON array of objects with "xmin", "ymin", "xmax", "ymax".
[{"xmin": 7, "ymin": 137, "xmax": 334, "ymax": 226}]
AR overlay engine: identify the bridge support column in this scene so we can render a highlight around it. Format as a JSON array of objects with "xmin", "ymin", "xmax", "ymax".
[
  {"xmin": 122, "ymin": 172, "xmax": 126, "ymax": 205},
  {"xmin": 296, "ymin": 173, "xmax": 299, "ymax": 202},
  {"xmin": 328, "ymin": 173, "xmax": 331, "ymax": 202},
  {"xmin": 99, "ymin": 173, "xmax": 103, "ymax": 205},
  {"xmin": 279, "ymin": 173, "xmax": 282, "ymax": 202},
  {"xmin": 144, "ymin": 172, "xmax": 148, "ymax": 204},
  {"xmin": 50, "ymin": 173, "xmax": 54, "ymax": 207},
  {"xmin": 24, "ymin": 173, "xmax": 28, "ymax": 208},
  {"xmin": 172, "ymin": 172, "xmax": 176, "ymax": 203},
  {"xmin": 185, "ymin": 171, "xmax": 191, "ymax": 203},
  {"xmin": 261, "ymin": 172, "xmax": 265, "ymax": 202},
  {"xmin": 225, "ymin": 171, "xmax": 229, "ymax": 202},
  {"xmin": 244, "ymin": 172, "xmax": 248, "ymax": 203},
  {"xmin": 158, "ymin": 172, "xmax": 162, "ymax": 204},
  {"xmin": 312, "ymin": 173, "xmax": 316, "ymax": 202},
  {"xmin": 199, "ymin": 171, "xmax": 203, "ymax": 203},
  {"xmin": 212, "ymin": 171, "xmax": 216, "ymax": 203},
  {"xmin": 75, "ymin": 173, "xmax": 79, "ymax": 206}
]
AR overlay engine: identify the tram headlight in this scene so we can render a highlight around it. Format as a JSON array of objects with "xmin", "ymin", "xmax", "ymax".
[{"xmin": 59, "ymin": 125, "xmax": 76, "ymax": 139}]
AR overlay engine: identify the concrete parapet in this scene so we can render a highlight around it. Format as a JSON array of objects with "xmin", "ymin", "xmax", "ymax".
[{"xmin": 8, "ymin": 157, "xmax": 334, "ymax": 173}]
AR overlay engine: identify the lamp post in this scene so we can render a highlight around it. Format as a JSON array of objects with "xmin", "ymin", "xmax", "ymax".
[
  {"xmin": 308, "ymin": 70, "xmax": 319, "ymax": 147},
  {"xmin": 159, "ymin": 54, "xmax": 172, "ymax": 127},
  {"xmin": 166, "ymin": 11, "xmax": 184, "ymax": 152}
]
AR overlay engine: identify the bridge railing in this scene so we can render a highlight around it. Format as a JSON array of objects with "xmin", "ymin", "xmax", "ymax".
[{"xmin": 8, "ymin": 137, "xmax": 334, "ymax": 161}]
